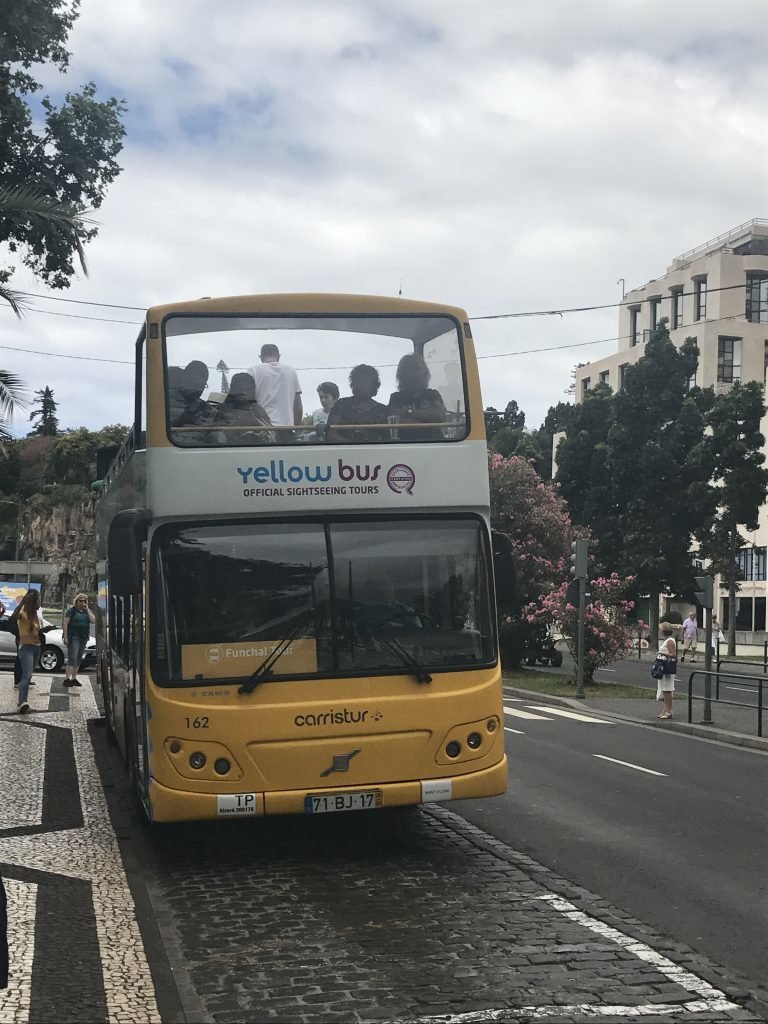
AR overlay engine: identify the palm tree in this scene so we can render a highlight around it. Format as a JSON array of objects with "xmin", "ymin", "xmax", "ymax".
[
  {"xmin": 0, "ymin": 371, "xmax": 28, "ymax": 444},
  {"xmin": 0, "ymin": 185, "xmax": 94, "ymax": 315}
]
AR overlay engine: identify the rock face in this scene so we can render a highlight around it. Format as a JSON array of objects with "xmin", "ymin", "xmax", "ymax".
[{"xmin": 20, "ymin": 496, "xmax": 97, "ymax": 604}]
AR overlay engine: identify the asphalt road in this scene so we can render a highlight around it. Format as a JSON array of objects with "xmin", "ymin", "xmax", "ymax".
[
  {"xmin": 451, "ymin": 699, "xmax": 768, "ymax": 998},
  {"xmin": 539, "ymin": 648, "xmax": 768, "ymax": 705}
]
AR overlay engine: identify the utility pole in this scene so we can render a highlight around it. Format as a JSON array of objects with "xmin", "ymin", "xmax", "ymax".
[
  {"xmin": 695, "ymin": 574, "xmax": 714, "ymax": 724},
  {"xmin": 569, "ymin": 539, "xmax": 589, "ymax": 700},
  {"xmin": 617, "ymin": 277, "xmax": 626, "ymax": 299}
]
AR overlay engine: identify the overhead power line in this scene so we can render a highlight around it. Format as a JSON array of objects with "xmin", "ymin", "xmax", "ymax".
[
  {"xmin": 0, "ymin": 315, "xmax": 744, "ymax": 370},
  {"xmin": 21, "ymin": 279, "xmax": 751, "ymax": 322}
]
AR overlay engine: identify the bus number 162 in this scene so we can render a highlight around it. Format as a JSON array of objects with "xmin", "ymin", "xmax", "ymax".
[{"xmin": 185, "ymin": 716, "xmax": 209, "ymax": 729}]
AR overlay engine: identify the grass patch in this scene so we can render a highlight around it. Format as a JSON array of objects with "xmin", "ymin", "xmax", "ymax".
[{"xmin": 502, "ymin": 669, "xmax": 655, "ymax": 700}]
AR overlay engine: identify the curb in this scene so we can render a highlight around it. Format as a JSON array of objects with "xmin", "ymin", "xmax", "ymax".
[{"xmin": 502, "ymin": 684, "xmax": 768, "ymax": 753}]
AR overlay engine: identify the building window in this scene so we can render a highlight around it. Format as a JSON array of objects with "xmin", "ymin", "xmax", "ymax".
[
  {"xmin": 723, "ymin": 596, "xmax": 766, "ymax": 633},
  {"xmin": 581, "ymin": 377, "xmax": 591, "ymax": 397},
  {"xmin": 619, "ymin": 363, "xmax": 628, "ymax": 388},
  {"xmin": 736, "ymin": 546, "xmax": 766, "ymax": 581},
  {"xmin": 694, "ymin": 277, "xmax": 707, "ymax": 321},
  {"xmin": 598, "ymin": 370, "xmax": 609, "ymax": 385},
  {"xmin": 746, "ymin": 273, "xmax": 768, "ymax": 323},
  {"xmin": 717, "ymin": 336, "xmax": 742, "ymax": 383},
  {"xmin": 670, "ymin": 288, "xmax": 684, "ymax": 329},
  {"xmin": 630, "ymin": 308, "xmax": 641, "ymax": 346},
  {"xmin": 649, "ymin": 298, "xmax": 661, "ymax": 331}
]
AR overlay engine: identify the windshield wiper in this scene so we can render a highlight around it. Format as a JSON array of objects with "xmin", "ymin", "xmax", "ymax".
[
  {"xmin": 365, "ymin": 626, "xmax": 432, "ymax": 684},
  {"xmin": 238, "ymin": 616, "xmax": 311, "ymax": 695}
]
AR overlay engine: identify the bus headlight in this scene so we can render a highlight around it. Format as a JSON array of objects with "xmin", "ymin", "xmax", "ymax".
[
  {"xmin": 214, "ymin": 758, "xmax": 231, "ymax": 775},
  {"xmin": 189, "ymin": 751, "xmax": 206, "ymax": 770}
]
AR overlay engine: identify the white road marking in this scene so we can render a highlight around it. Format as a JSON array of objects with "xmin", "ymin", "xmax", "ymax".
[
  {"xmin": 596, "ymin": 667, "xmax": 616, "ymax": 672},
  {"xmin": 394, "ymin": 892, "xmax": 739, "ymax": 1022},
  {"xmin": 722, "ymin": 684, "xmax": 760, "ymax": 694},
  {"xmin": 593, "ymin": 754, "xmax": 667, "ymax": 777},
  {"xmin": 394, "ymin": 998, "xmax": 740, "ymax": 1022},
  {"xmin": 503, "ymin": 707, "xmax": 554, "ymax": 721},
  {"xmin": 524, "ymin": 706, "xmax": 613, "ymax": 724},
  {"xmin": 503, "ymin": 726, "xmax": 525, "ymax": 735}
]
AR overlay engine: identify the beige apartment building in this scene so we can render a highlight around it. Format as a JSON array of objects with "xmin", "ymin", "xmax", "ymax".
[{"xmin": 572, "ymin": 218, "xmax": 768, "ymax": 641}]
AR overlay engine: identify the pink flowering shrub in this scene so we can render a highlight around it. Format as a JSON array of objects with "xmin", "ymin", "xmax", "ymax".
[
  {"xmin": 524, "ymin": 573, "xmax": 639, "ymax": 684},
  {"xmin": 489, "ymin": 452, "xmax": 572, "ymax": 606}
]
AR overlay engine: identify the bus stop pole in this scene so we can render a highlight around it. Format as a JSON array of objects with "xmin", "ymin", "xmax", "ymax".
[
  {"xmin": 702, "ymin": 606, "xmax": 713, "ymax": 724},
  {"xmin": 575, "ymin": 576, "xmax": 585, "ymax": 700}
]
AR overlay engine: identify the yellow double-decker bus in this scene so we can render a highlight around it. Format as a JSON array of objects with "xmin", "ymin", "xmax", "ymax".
[{"xmin": 95, "ymin": 294, "xmax": 512, "ymax": 822}]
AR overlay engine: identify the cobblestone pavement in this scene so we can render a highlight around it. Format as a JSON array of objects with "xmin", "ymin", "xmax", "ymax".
[
  {"xmin": 0, "ymin": 673, "xmax": 162, "ymax": 1024},
  {"xmin": 1, "ymin": 673, "xmax": 764, "ymax": 1024}
]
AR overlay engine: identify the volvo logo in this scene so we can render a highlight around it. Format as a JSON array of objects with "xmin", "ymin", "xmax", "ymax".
[{"xmin": 320, "ymin": 749, "xmax": 361, "ymax": 777}]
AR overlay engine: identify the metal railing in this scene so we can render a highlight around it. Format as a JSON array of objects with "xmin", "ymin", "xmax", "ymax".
[
  {"xmin": 674, "ymin": 218, "xmax": 768, "ymax": 264},
  {"xmin": 687, "ymin": 669, "xmax": 765, "ymax": 737},
  {"xmin": 713, "ymin": 639, "xmax": 768, "ymax": 675}
]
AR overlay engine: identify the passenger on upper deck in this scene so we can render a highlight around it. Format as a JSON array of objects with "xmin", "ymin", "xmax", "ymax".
[
  {"xmin": 387, "ymin": 354, "xmax": 447, "ymax": 441},
  {"xmin": 311, "ymin": 382, "xmax": 339, "ymax": 435},
  {"xmin": 215, "ymin": 373, "xmax": 275, "ymax": 445},
  {"xmin": 169, "ymin": 361, "xmax": 218, "ymax": 445},
  {"xmin": 326, "ymin": 364, "xmax": 388, "ymax": 444},
  {"xmin": 249, "ymin": 344, "xmax": 302, "ymax": 434}
]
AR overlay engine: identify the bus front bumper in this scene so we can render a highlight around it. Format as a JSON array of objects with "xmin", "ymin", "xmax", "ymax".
[{"xmin": 147, "ymin": 755, "xmax": 508, "ymax": 823}]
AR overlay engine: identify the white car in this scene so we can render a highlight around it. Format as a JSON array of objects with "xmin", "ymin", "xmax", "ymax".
[{"xmin": 0, "ymin": 617, "xmax": 96, "ymax": 673}]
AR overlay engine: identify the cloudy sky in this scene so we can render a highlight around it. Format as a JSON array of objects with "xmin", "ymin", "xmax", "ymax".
[{"xmin": 3, "ymin": 0, "xmax": 768, "ymax": 435}]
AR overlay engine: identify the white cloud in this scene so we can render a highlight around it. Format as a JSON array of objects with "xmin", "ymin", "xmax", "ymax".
[{"xmin": 3, "ymin": 0, "xmax": 768, "ymax": 436}]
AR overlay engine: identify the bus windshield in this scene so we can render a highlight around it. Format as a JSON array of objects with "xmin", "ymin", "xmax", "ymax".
[
  {"xmin": 163, "ymin": 313, "xmax": 467, "ymax": 446},
  {"xmin": 151, "ymin": 517, "xmax": 494, "ymax": 685}
]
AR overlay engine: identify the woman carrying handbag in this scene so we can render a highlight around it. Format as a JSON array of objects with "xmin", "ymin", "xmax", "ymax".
[{"xmin": 651, "ymin": 622, "xmax": 677, "ymax": 719}]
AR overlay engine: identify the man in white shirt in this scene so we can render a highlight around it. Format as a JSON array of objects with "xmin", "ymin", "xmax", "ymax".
[
  {"xmin": 249, "ymin": 344, "xmax": 302, "ymax": 432},
  {"xmin": 680, "ymin": 610, "xmax": 698, "ymax": 663}
]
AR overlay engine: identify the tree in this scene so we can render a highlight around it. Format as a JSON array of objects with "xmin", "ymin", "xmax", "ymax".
[
  {"xmin": 695, "ymin": 381, "xmax": 768, "ymax": 655},
  {"xmin": 45, "ymin": 424, "xmax": 129, "ymax": 488},
  {"xmin": 489, "ymin": 453, "xmax": 572, "ymax": 605},
  {"xmin": 0, "ymin": 370, "xmax": 27, "ymax": 443},
  {"xmin": 530, "ymin": 401, "xmax": 575, "ymax": 481},
  {"xmin": 28, "ymin": 385, "xmax": 59, "ymax": 436},
  {"xmin": 554, "ymin": 383, "xmax": 619, "ymax": 564},
  {"xmin": 606, "ymin": 321, "xmax": 706, "ymax": 642},
  {"xmin": 0, "ymin": 0, "xmax": 126, "ymax": 308},
  {"xmin": 489, "ymin": 452, "xmax": 573, "ymax": 666}
]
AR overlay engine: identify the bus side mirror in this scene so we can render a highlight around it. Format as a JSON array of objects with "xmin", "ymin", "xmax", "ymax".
[
  {"xmin": 492, "ymin": 531, "xmax": 517, "ymax": 610},
  {"xmin": 108, "ymin": 509, "xmax": 149, "ymax": 596}
]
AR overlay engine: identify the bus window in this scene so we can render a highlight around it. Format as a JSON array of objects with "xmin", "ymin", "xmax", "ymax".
[
  {"xmin": 151, "ymin": 517, "xmax": 493, "ymax": 685},
  {"xmin": 162, "ymin": 314, "xmax": 468, "ymax": 447}
]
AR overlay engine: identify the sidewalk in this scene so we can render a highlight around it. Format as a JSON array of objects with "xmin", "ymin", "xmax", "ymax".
[
  {"xmin": 504, "ymin": 674, "xmax": 768, "ymax": 753},
  {"xmin": 0, "ymin": 670, "xmax": 163, "ymax": 1024}
]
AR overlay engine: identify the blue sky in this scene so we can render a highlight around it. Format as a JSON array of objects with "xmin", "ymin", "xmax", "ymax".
[{"xmin": 2, "ymin": 0, "xmax": 768, "ymax": 435}]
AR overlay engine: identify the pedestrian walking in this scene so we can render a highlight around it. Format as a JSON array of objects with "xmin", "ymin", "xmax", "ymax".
[
  {"xmin": 680, "ymin": 610, "xmax": 698, "ymax": 663},
  {"xmin": 653, "ymin": 623, "xmax": 677, "ymax": 719},
  {"xmin": 711, "ymin": 613, "xmax": 724, "ymax": 654},
  {"xmin": 62, "ymin": 593, "xmax": 95, "ymax": 687},
  {"xmin": 11, "ymin": 589, "xmax": 44, "ymax": 714}
]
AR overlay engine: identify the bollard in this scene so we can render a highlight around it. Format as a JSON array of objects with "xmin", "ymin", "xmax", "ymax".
[{"xmin": 759, "ymin": 680, "xmax": 764, "ymax": 739}]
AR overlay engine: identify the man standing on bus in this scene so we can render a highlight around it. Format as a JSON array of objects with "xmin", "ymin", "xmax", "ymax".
[{"xmin": 250, "ymin": 344, "xmax": 302, "ymax": 435}]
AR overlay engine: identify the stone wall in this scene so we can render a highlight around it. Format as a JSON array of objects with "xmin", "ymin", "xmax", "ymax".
[{"xmin": 20, "ymin": 496, "xmax": 97, "ymax": 604}]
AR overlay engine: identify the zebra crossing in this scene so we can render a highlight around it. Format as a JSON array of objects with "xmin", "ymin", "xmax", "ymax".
[{"xmin": 503, "ymin": 698, "xmax": 613, "ymax": 733}]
